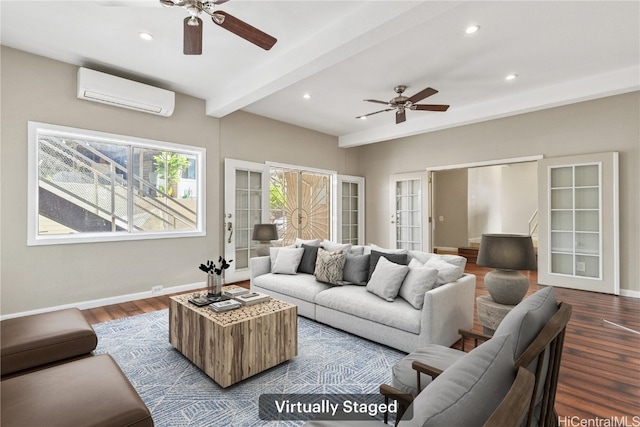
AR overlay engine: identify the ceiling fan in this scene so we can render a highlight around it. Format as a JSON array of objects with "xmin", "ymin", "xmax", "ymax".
[
  {"xmin": 357, "ymin": 85, "xmax": 449, "ymax": 124},
  {"xmin": 159, "ymin": 0, "xmax": 277, "ymax": 55}
]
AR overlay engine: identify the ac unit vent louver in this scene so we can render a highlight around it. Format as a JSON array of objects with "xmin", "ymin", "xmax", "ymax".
[{"xmin": 77, "ymin": 68, "xmax": 175, "ymax": 117}]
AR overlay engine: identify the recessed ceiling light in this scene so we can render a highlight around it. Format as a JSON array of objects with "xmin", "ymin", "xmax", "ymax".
[
  {"xmin": 505, "ymin": 73, "xmax": 518, "ymax": 81},
  {"xmin": 303, "ymin": 93, "xmax": 311, "ymax": 99},
  {"xmin": 139, "ymin": 32, "xmax": 154, "ymax": 41},
  {"xmin": 465, "ymin": 25, "xmax": 480, "ymax": 34}
]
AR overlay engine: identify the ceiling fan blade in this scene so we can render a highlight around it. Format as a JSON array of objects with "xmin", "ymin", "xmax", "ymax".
[
  {"xmin": 363, "ymin": 99, "xmax": 389, "ymax": 105},
  {"xmin": 184, "ymin": 16, "xmax": 203, "ymax": 55},
  {"xmin": 356, "ymin": 108, "xmax": 394, "ymax": 119},
  {"xmin": 413, "ymin": 104, "xmax": 450, "ymax": 112},
  {"xmin": 212, "ymin": 0, "xmax": 231, "ymax": 4},
  {"xmin": 212, "ymin": 11, "xmax": 277, "ymax": 50},
  {"xmin": 396, "ymin": 110, "xmax": 406, "ymax": 124},
  {"xmin": 408, "ymin": 87, "xmax": 438, "ymax": 104},
  {"xmin": 159, "ymin": 0, "xmax": 177, "ymax": 7}
]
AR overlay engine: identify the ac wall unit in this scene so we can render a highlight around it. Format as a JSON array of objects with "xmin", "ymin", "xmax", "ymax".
[{"xmin": 77, "ymin": 67, "xmax": 175, "ymax": 117}]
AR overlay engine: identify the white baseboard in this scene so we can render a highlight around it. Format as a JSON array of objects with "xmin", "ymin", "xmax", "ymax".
[
  {"xmin": 0, "ymin": 281, "xmax": 205, "ymax": 321},
  {"xmin": 620, "ymin": 288, "xmax": 640, "ymax": 299}
]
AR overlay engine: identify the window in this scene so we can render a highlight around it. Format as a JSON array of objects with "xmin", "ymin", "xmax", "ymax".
[{"xmin": 28, "ymin": 122, "xmax": 206, "ymax": 245}]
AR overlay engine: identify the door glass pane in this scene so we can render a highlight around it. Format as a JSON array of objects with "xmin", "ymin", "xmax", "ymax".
[{"xmin": 235, "ymin": 169, "xmax": 263, "ymax": 267}]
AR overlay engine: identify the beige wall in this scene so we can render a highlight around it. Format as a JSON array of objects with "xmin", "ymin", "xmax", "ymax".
[
  {"xmin": 0, "ymin": 47, "xmax": 357, "ymax": 315},
  {"xmin": 1, "ymin": 47, "xmax": 219, "ymax": 314},
  {"xmin": 357, "ymin": 92, "xmax": 639, "ymax": 293}
]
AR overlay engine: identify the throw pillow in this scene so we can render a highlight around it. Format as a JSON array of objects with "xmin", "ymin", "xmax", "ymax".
[
  {"xmin": 314, "ymin": 248, "xmax": 346, "ymax": 285},
  {"xmin": 342, "ymin": 253, "xmax": 370, "ymax": 285},
  {"xmin": 366, "ymin": 256, "xmax": 410, "ymax": 301},
  {"xmin": 297, "ymin": 244, "xmax": 319, "ymax": 274},
  {"xmin": 368, "ymin": 250, "xmax": 408, "ymax": 280},
  {"xmin": 269, "ymin": 245, "xmax": 295, "ymax": 270},
  {"xmin": 370, "ymin": 243, "xmax": 408, "ymax": 255},
  {"xmin": 399, "ymin": 258, "xmax": 439, "ymax": 309},
  {"xmin": 405, "ymin": 334, "xmax": 516, "ymax": 427},
  {"xmin": 271, "ymin": 247, "xmax": 305, "ymax": 275},
  {"xmin": 425, "ymin": 256, "xmax": 464, "ymax": 286},
  {"xmin": 348, "ymin": 245, "xmax": 365, "ymax": 256}
]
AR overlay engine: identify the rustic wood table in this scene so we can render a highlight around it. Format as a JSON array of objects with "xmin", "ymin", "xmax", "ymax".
[{"xmin": 169, "ymin": 287, "xmax": 298, "ymax": 388}]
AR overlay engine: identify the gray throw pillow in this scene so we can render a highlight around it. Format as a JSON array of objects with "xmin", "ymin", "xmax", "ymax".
[
  {"xmin": 403, "ymin": 334, "xmax": 516, "ymax": 427},
  {"xmin": 399, "ymin": 258, "xmax": 438, "ymax": 309},
  {"xmin": 314, "ymin": 248, "xmax": 346, "ymax": 285},
  {"xmin": 342, "ymin": 253, "xmax": 370, "ymax": 285},
  {"xmin": 297, "ymin": 244, "xmax": 319, "ymax": 274},
  {"xmin": 368, "ymin": 250, "xmax": 408, "ymax": 280},
  {"xmin": 424, "ymin": 257, "xmax": 464, "ymax": 286},
  {"xmin": 366, "ymin": 257, "xmax": 410, "ymax": 301}
]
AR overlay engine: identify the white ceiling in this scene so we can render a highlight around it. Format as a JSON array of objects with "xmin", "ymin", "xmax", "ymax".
[{"xmin": 2, "ymin": 1, "xmax": 639, "ymax": 147}]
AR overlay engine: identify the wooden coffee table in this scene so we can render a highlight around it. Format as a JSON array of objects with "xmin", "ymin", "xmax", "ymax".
[{"xmin": 169, "ymin": 287, "xmax": 297, "ymax": 388}]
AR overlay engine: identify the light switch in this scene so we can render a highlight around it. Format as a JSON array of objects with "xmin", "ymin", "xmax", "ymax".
[{"xmin": 439, "ymin": 216, "xmax": 444, "ymax": 222}]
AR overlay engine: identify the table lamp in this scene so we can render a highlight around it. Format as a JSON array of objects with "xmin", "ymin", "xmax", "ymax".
[
  {"xmin": 252, "ymin": 224, "xmax": 278, "ymax": 256},
  {"xmin": 476, "ymin": 233, "xmax": 537, "ymax": 305}
]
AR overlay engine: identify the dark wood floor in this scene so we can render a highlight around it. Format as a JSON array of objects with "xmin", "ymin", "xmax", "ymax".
[{"xmin": 82, "ymin": 263, "xmax": 640, "ymax": 422}]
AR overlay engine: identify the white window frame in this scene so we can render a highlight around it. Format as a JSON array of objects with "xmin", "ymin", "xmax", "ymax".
[{"xmin": 28, "ymin": 121, "xmax": 206, "ymax": 246}]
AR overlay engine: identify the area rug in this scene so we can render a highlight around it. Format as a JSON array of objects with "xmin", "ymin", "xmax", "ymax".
[{"xmin": 93, "ymin": 309, "xmax": 405, "ymax": 426}]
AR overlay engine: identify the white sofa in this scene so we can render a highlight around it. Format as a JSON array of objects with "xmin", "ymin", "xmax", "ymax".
[{"xmin": 250, "ymin": 243, "xmax": 476, "ymax": 353}]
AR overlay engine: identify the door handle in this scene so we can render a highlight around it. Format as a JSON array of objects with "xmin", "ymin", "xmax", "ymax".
[{"xmin": 227, "ymin": 221, "xmax": 233, "ymax": 244}]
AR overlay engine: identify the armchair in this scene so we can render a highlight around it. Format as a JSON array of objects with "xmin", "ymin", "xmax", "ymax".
[{"xmin": 383, "ymin": 287, "xmax": 571, "ymax": 427}]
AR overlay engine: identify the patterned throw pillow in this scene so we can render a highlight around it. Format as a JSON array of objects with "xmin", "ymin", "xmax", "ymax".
[{"xmin": 314, "ymin": 248, "xmax": 346, "ymax": 285}]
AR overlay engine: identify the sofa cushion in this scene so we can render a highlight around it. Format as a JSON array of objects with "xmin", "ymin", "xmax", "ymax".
[
  {"xmin": 368, "ymin": 250, "xmax": 408, "ymax": 279},
  {"xmin": 315, "ymin": 248, "xmax": 346, "ymax": 285},
  {"xmin": 494, "ymin": 286, "xmax": 558, "ymax": 360},
  {"xmin": 342, "ymin": 253, "xmax": 370, "ymax": 285},
  {"xmin": 253, "ymin": 273, "xmax": 330, "ymax": 304},
  {"xmin": 392, "ymin": 345, "xmax": 465, "ymax": 396},
  {"xmin": 408, "ymin": 251, "xmax": 468, "ymax": 270},
  {"xmin": 298, "ymin": 244, "xmax": 319, "ymax": 274},
  {"xmin": 1, "ymin": 308, "xmax": 98, "ymax": 377},
  {"xmin": 295, "ymin": 238, "xmax": 321, "ymax": 247},
  {"xmin": 399, "ymin": 258, "xmax": 439, "ymax": 309},
  {"xmin": 272, "ymin": 247, "xmax": 305, "ymax": 274},
  {"xmin": 315, "ymin": 285, "xmax": 421, "ymax": 334},
  {"xmin": 1, "ymin": 354, "xmax": 153, "ymax": 427},
  {"xmin": 400, "ymin": 334, "xmax": 515, "ymax": 427},
  {"xmin": 424, "ymin": 257, "xmax": 464, "ymax": 286},
  {"xmin": 366, "ymin": 256, "xmax": 410, "ymax": 301},
  {"xmin": 320, "ymin": 240, "xmax": 352, "ymax": 253}
]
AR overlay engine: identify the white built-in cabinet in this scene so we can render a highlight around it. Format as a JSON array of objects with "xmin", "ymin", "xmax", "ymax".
[{"xmin": 538, "ymin": 152, "xmax": 619, "ymax": 294}]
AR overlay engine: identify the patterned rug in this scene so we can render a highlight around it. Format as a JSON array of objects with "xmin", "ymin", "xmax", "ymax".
[{"xmin": 93, "ymin": 309, "xmax": 405, "ymax": 426}]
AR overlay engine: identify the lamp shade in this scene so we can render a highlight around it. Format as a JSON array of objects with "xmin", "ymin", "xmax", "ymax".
[
  {"xmin": 252, "ymin": 224, "xmax": 278, "ymax": 242},
  {"xmin": 477, "ymin": 234, "xmax": 537, "ymax": 271}
]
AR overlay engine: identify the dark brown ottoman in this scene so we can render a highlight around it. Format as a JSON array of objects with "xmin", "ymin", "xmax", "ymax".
[
  {"xmin": 1, "ymin": 354, "xmax": 154, "ymax": 427},
  {"xmin": 1, "ymin": 308, "xmax": 97, "ymax": 377}
]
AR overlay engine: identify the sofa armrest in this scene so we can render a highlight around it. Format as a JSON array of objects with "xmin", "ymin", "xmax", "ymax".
[
  {"xmin": 250, "ymin": 256, "xmax": 271, "ymax": 287},
  {"xmin": 420, "ymin": 273, "xmax": 476, "ymax": 347}
]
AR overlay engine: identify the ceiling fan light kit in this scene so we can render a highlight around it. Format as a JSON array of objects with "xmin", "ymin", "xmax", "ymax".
[
  {"xmin": 358, "ymin": 85, "xmax": 450, "ymax": 124},
  {"xmin": 160, "ymin": 0, "xmax": 277, "ymax": 55}
]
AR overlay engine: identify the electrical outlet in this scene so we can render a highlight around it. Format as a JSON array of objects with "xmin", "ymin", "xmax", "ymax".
[
  {"xmin": 576, "ymin": 262, "xmax": 586, "ymax": 272},
  {"xmin": 151, "ymin": 285, "xmax": 163, "ymax": 295}
]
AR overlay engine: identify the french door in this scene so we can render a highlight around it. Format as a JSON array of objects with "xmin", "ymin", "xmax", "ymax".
[
  {"xmin": 389, "ymin": 172, "xmax": 428, "ymax": 250},
  {"xmin": 538, "ymin": 152, "xmax": 619, "ymax": 294},
  {"xmin": 224, "ymin": 159, "xmax": 365, "ymax": 281},
  {"xmin": 223, "ymin": 159, "xmax": 269, "ymax": 283}
]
